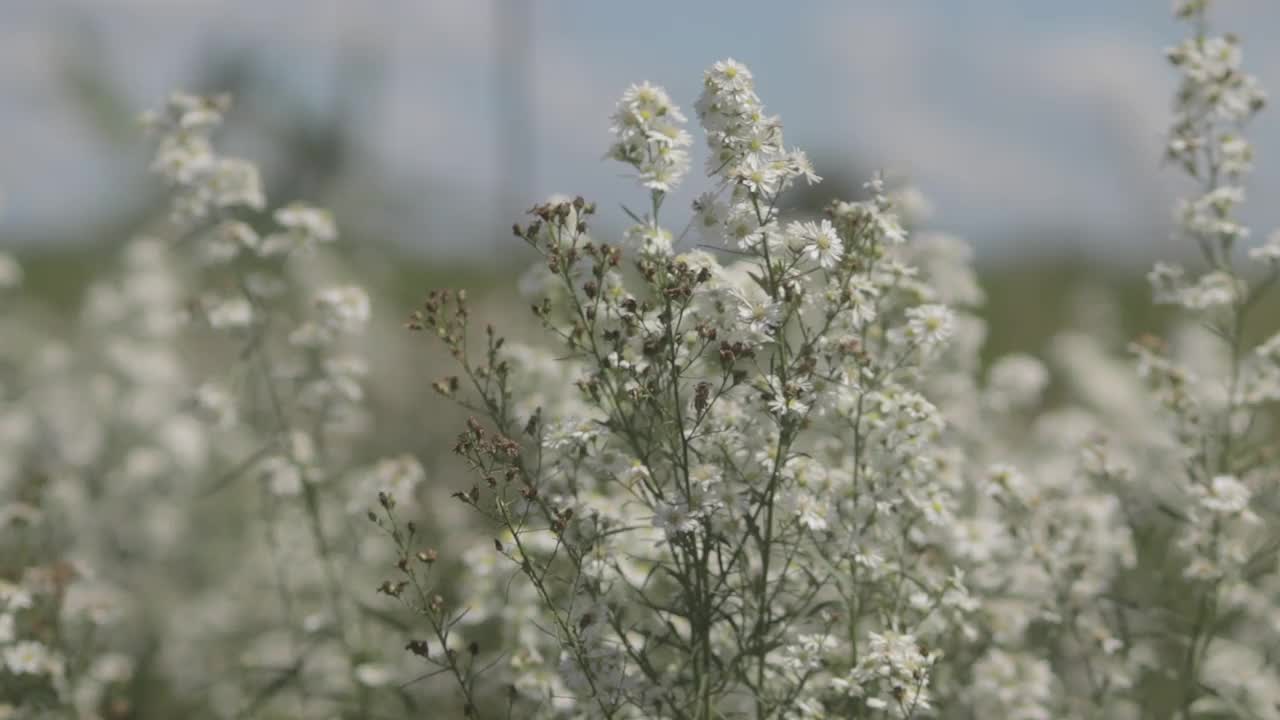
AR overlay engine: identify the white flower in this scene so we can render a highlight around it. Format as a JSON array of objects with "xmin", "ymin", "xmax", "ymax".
[
  {"xmin": 986, "ymin": 463, "xmax": 1029, "ymax": 500},
  {"xmin": 4, "ymin": 641, "xmax": 51, "ymax": 675},
  {"xmin": 689, "ymin": 463, "xmax": 722, "ymax": 491},
  {"xmin": 1257, "ymin": 331, "xmax": 1280, "ymax": 361},
  {"xmin": 368, "ymin": 455, "xmax": 425, "ymax": 506},
  {"xmin": 952, "ymin": 518, "xmax": 1007, "ymax": 564},
  {"xmin": 90, "ymin": 654, "xmax": 135, "ymax": 684},
  {"xmin": 204, "ymin": 220, "xmax": 260, "ymax": 263},
  {"xmin": 544, "ymin": 418, "xmax": 602, "ymax": 449},
  {"xmin": 195, "ymin": 382, "xmax": 237, "ymax": 428},
  {"xmin": 733, "ymin": 289, "xmax": 781, "ymax": 337},
  {"xmin": 839, "ymin": 629, "xmax": 938, "ymax": 712},
  {"xmin": 692, "ymin": 192, "xmax": 729, "ymax": 242},
  {"xmin": 627, "ymin": 224, "xmax": 674, "ymax": 258},
  {"xmin": 780, "ymin": 633, "xmax": 837, "ymax": 673},
  {"xmin": 705, "ymin": 58, "xmax": 754, "ymax": 94},
  {"xmin": 260, "ymin": 456, "xmax": 303, "ymax": 496},
  {"xmin": 608, "ymin": 82, "xmax": 692, "ymax": 193},
  {"xmin": 734, "ymin": 153, "xmax": 779, "ymax": 194},
  {"xmin": 790, "ymin": 219, "xmax": 844, "ymax": 269},
  {"xmin": 260, "ymin": 204, "xmax": 337, "ymax": 255},
  {"xmin": 0, "ymin": 582, "xmax": 33, "ymax": 611},
  {"xmin": 206, "ymin": 296, "xmax": 253, "ymax": 329},
  {"xmin": 1196, "ymin": 474, "xmax": 1251, "ymax": 514},
  {"xmin": 63, "ymin": 582, "xmax": 127, "ymax": 626},
  {"xmin": 355, "ymin": 663, "xmax": 394, "ymax": 687},
  {"xmin": 315, "ymin": 286, "xmax": 371, "ymax": 333},
  {"xmin": 971, "ymin": 649, "xmax": 1055, "ymax": 720},
  {"xmin": 1249, "ymin": 229, "xmax": 1280, "ymax": 263},
  {"xmin": 275, "ymin": 203, "xmax": 337, "ymax": 242},
  {"xmin": 210, "ymin": 157, "xmax": 265, "ymax": 210},
  {"xmin": 288, "ymin": 321, "xmax": 331, "ymax": 347},
  {"xmin": 987, "ymin": 354, "xmax": 1049, "ymax": 409},
  {"xmin": 905, "ymin": 304, "xmax": 954, "ymax": 347},
  {"xmin": 653, "ymin": 500, "xmax": 699, "ymax": 537},
  {"xmin": 793, "ymin": 491, "xmax": 829, "ymax": 531},
  {"xmin": 1179, "ymin": 270, "xmax": 1240, "ymax": 309}
]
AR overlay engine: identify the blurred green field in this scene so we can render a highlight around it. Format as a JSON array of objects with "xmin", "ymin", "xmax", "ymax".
[{"xmin": 0, "ymin": 238, "xmax": 1201, "ymax": 363}]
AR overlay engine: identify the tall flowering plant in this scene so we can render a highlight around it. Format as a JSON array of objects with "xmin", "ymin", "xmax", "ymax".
[
  {"xmin": 3, "ymin": 1, "xmax": 1280, "ymax": 718},
  {"xmin": 0, "ymin": 91, "xmax": 425, "ymax": 716},
  {"xmin": 384, "ymin": 60, "xmax": 974, "ymax": 719},
  {"xmin": 377, "ymin": 4, "xmax": 1280, "ymax": 719}
]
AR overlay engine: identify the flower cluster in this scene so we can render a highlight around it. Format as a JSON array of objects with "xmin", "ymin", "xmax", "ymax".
[
  {"xmin": 395, "ymin": 54, "xmax": 985, "ymax": 719},
  {"xmin": 5, "ymin": 1, "xmax": 1280, "ymax": 718},
  {"xmin": 0, "ymin": 87, "xmax": 425, "ymax": 717},
  {"xmin": 608, "ymin": 82, "xmax": 693, "ymax": 193},
  {"xmin": 384, "ymin": 4, "xmax": 1280, "ymax": 719}
]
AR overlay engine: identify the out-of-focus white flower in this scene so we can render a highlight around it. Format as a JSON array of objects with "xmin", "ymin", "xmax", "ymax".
[
  {"xmin": 367, "ymin": 455, "xmax": 425, "ymax": 507},
  {"xmin": 203, "ymin": 220, "xmax": 260, "ymax": 263},
  {"xmin": 62, "ymin": 582, "xmax": 127, "ymax": 626},
  {"xmin": 195, "ymin": 382, "xmax": 237, "ymax": 428},
  {"xmin": 315, "ymin": 286, "xmax": 370, "ymax": 333},
  {"xmin": 260, "ymin": 204, "xmax": 337, "ymax": 255},
  {"xmin": 0, "ymin": 582, "xmax": 33, "ymax": 612},
  {"xmin": 90, "ymin": 654, "xmax": 135, "ymax": 684},
  {"xmin": 1248, "ymin": 229, "xmax": 1280, "ymax": 263},
  {"xmin": 653, "ymin": 500, "xmax": 699, "ymax": 537},
  {"xmin": 209, "ymin": 157, "xmax": 266, "ymax": 211},
  {"xmin": 1179, "ymin": 270, "xmax": 1241, "ymax": 309},
  {"xmin": 4, "ymin": 641, "xmax": 53, "ymax": 675},
  {"xmin": 259, "ymin": 456, "xmax": 303, "ymax": 496},
  {"xmin": 970, "ymin": 649, "xmax": 1056, "ymax": 720},
  {"xmin": 354, "ymin": 663, "xmax": 394, "ymax": 687},
  {"xmin": 206, "ymin": 296, "xmax": 253, "ymax": 329},
  {"xmin": 987, "ymin": 354, "xmax": 1049, "ymax": 410},
  {"xmin": 792, "ymin": 491, "xmax": 828, "ymax": 531},
  {"xmin": 1195, "ymin": 474, "xmax": 1252, "ymax": 515},
  {"xmin": 277, "ymin": 203, "xmax": 336, "ymax": 240}
]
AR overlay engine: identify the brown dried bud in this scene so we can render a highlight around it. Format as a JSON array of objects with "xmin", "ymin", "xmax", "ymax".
[{"xmin": 694, "ymin": 381, "xmax": 711, "ymax": 414}]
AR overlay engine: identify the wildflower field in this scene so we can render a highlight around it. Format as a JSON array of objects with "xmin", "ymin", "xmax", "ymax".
[{"xmin": 4, "ymin": 1, "xmax": 1280, "ymax": 718}]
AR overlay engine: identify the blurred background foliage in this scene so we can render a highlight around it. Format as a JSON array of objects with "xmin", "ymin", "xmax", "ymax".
[{"xmin": 7, "ymin": 2, "xmax": 1280, "ymax": 486}]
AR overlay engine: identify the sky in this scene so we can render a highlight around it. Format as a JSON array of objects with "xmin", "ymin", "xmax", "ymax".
[{"xmin": 2, "ymin": 0, "xmax": 1280, "ymax": 263}]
